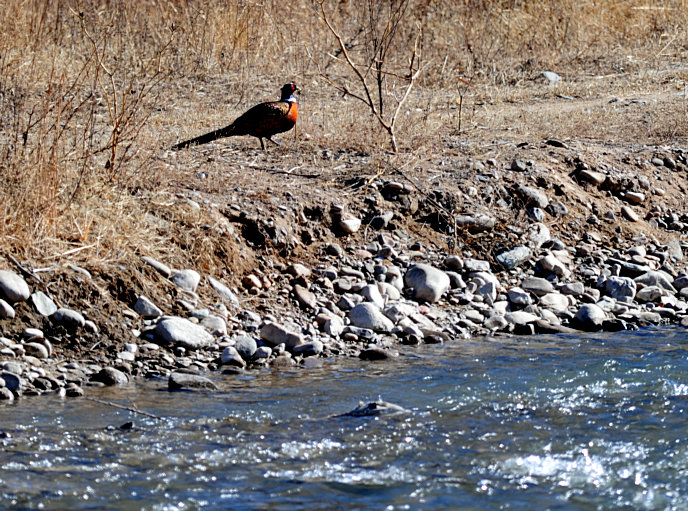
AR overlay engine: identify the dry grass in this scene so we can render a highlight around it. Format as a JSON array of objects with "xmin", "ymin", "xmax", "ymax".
[{"xmin": 0, "ymin": 0, "xmax": 686, "ymax": 266}]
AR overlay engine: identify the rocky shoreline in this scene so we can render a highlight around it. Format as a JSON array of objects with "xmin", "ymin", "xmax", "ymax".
[{"xmin": 2, "ymin": 143, "xmax": 688, "ymax": 400}]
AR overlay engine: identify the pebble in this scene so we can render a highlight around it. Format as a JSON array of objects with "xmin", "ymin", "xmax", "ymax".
[
  {"xmin": 134, "ymin": 295, "xmax": 163, "ymax": 317},
  {"xmin": 170, "ymin": 269, "xmax": 201, "ymax": 293},
  {"xmin": 260, "ymin": 322, "xmax": 305, "ymax": 349},
  {"xmin": 496, "ymin": 246, "xmax": 531, "ymax": 269},
  {"xmin": 154, "ymin": 317, "xmax": 214, "ymax": 350},
  {"xmin": 0, "ymin": 299, "xmax": 14, "ymax": 319},
  {"xmin": 404, "ymin": 264, "xmax": 450, "ymax": 303},
  {"xmin": 207, "ymin": 276, "xmax": 240, "ymax": 306},
  {"xmin": 349, "ymin": 303, "xmax": 394, "ymax": 332},
  {"xmin": 142, "ymin": 256, "xmax": 172, "ymax": 278},
  {"xmin": 92, "ymin": 367, "xmax": 129, "ymax": 386},
  {"xmin": 168, "ymin": 371, "xmax": 218, "ymax": 391},
  {"xmin": 52, "ymin": 308, "xmax": 86, "ymax": 330},
  {"xmin": 30, "ymin": 291, "xmax": 58, "ymax": 316},
  {"xmin": 234, "ymin": 335, "xmax": 258, "ymax": 360},
  {"xmin": 0, "ymin": 270, "xmax": 30, "ymax": 303}
]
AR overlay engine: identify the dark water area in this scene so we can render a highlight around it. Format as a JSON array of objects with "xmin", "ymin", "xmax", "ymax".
[{"xmin": 2, "ymin": 328, "xmax": 688, "ymax": 510}]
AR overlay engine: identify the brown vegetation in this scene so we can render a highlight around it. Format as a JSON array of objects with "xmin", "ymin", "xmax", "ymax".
[{"xmin": 0, "ymin": 0, "xmax": 686, "ymax": 273}]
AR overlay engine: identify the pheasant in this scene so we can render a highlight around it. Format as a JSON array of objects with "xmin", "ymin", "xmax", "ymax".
[{"xmin": 172, "ymin": 82, "xmax": 300, "ymax": 151}]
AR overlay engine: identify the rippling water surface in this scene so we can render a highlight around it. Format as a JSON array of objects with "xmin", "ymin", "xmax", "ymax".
[{"xmin": 2, "ymin": 328, "xmax": 688, "ymax": 510}]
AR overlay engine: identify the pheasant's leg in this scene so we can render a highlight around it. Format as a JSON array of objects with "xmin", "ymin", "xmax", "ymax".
[
  {"xmin": 259, "ymin": 138, "xmax": 266, "ymax": 150},
  {"xmin": 266, "ymin": 137, "xmax": 282, "ymax": 147}
]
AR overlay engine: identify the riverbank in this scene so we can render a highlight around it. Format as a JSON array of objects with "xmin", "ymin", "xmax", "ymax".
[{"xmin": 1, "ymin": 99, "xmax": 688, "ymax": 398}]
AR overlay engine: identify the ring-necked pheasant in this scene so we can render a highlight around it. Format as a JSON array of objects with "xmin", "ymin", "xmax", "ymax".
[{"xmin": 172, "ymin": 82, "xmax": 300, "ymax": 151}]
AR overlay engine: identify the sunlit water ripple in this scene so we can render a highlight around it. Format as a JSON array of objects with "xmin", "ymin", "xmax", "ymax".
[{"xmin": 2, "ymin": 327, "xmax": 688, "ymax": 510}]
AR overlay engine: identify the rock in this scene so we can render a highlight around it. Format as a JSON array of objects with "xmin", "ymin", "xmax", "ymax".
[
  {"xmin": 0, "ymin": 371, "xmax": 22, "ymax": 391},
  {"xmin": 141, "ymin": 256, "xmax": 172, "ymax": 278},
  {"xmin": 635, "ymin": 271, "xmax": 676, "ymax": 293},
  {"xmin": 508, "ymin": 287, "xmax": 532, "ymax": 306},
  {"xmin": 404, "ymin": 264, "xmax": 450, "ymax": 303},
  {"xmin": 359, "ymin": 346, "xmax": 394, "ymax": 360},
  {"xmin": 170, "ymin": 269, "xmax": 201, "ymax": 292},
  {"xmin": 369, "ymin": 211, "xmax": 394, "ymax": 230},
  {"xmin": 573, "ymin": 304, "xmax": 606, "ymax": 331},
  {"xmin": 30, "ymin": 291, "xmax": 58, "ymax": 316},
  {"xmin": 635, "ymin": 285, "xmax": 665, "ymax": 302},
  {"xmin": 293, "ymin": 340, "xmax": 324, "ymax": 357},
  {"xmin": 92, "ymin": 367, "xmax": 129, "ymax": 386},
  {"xmin": 234, "ymin": 335, "xmax": 258, "ymax": 360},
  {"xmin": 444, "ymin": 255, "xmax": 464, "ymax": 271},
  {"xmin": 464, "ymin": 258, "xmax": 491, "ymax": 272},
  {"xmin": 539, "ymin": 254, "xmax": 570, "ymax": 278},
  {"xmin": 23, "ymin": 342, "xmax": 49, "ymax": 359},
  {"xmin": 154, "ymin": 317, "xmax": 214, "ymax": 350},
  {"xmin": 0, "ymin": 270, "xmax": 30, "ymax": 303},
  {"xmin": 200, "ymin": 315, "xmax": 227, "ymax": 336},
  {"xmin": 521, "ymin": 277, "xmax": 554, "ymax": 296},
  {"xmin": 271, "ymin": 353, "xmax": 296, "ymax": 368},
  {"xmin": 323, "ymin": 316, "xmax": 344, "ymax": 337},
  {"xmin": 527, "ymin": 223, "xmax": 551, "ymax": 249},
  {"xmin": 559, "ymin": 282, "xmax": 585, "ymax": 296},
  {"xmin": 260, "ymin": 322, "xmax": 304, "ymax": 349},
  {"xmin": 208, "ymin": 276, "xmax": 240, "ymax": 307},
  {"xmin": 134, "ymin": 295, "xmax": 163, "ymax": 318},
  {"xmin": 338, "ymin": 399, "xmax": 408, "ymax": 417},
  {"xmin": 349, "ymin": 303, "xmax": 394, "ymax": 332},
  {"xmin": 293, "ymin": 284, "xmax": 317, "ymax": 309},
  {"xmin": 496, "ymin": 246, "xmax": 531, "ymax": 269},
  {"xmin": 517, "ymin": 185, "xmax": 549, "ymax": 208},
  {"xmin": 0, "ymin": 299, "xmax": 14, "ymax": 319},
  {"xmin": 52, "ymin": 308, "xmax": 86, "ymax": 330},
  {"xmin": 540, "ymin": 292, "xmax": 569, "ymax": 313},
  {"xmin": 454, "ymin": 214, "xmax": 496, "ymax": 232},
  {"xmin": 504, "ymin": 311, "xmax": 539, "ymax": 325},
  {"xmin": 361, "ymin": 284, "xmax": 385, "ymax": 308},
  {"xmin": 511, "ymin": 159, "xmax": 527, "ymax": 172},
  {"xmin": 621, "ymin": 206, "xmax": 639, "ymax": 222},
  {"xmin": 168, "ymin": 371, "xmax": 218, "ymax": 391},
  {"xmin": 221, "ymin": 346, "xmax": 246, "ymax": 367},
  {"xmin": 541, "ymin": 70, "xmax": 561, "ymax": 84},
  {"xmin": 605, "ymin": 276, "xmax": 637, "ymax": 301},
  {"xmin": 578, "ymin": 169, "xmax": 606, "ymax": 186},
  {"xmin": 339, "ymin": 216, "xmax": 361, "ymax": 234},
  {"xmin": 0, "ymin": 387, "xmax": 14, "ymax": 400},
  {"xmin": 625, "ymin": 191, "xmax": 645, "ymax": 204}
]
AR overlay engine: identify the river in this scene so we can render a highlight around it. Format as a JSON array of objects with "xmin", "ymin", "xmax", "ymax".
[{"xmin": 2, "ymin": 327, "xmax": 688, "ymax": 510}]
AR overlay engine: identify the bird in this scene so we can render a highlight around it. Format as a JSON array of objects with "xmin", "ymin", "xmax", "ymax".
[{"xmin": 172, "ymin": 82, "xmax": 300, "ymax": 151}]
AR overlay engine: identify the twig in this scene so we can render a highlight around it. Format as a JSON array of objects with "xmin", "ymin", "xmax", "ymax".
[{"xmin": 84, "ymin": 397, "xmax": 164, "ymax": 420}]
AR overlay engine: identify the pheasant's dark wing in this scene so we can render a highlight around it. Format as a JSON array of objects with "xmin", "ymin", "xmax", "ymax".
[{"xmin": 231, "ymin": 101, "xmax": 296, "ymax": 138}]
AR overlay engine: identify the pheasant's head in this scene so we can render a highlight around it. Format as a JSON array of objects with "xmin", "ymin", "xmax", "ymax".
[{"xmin": 280, "ymin": 82, "xmax": 300, "ymax": 102}]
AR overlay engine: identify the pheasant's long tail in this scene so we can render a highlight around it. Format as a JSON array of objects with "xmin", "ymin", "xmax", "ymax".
[{"xmin": 172, "ymin": 124, "xmax": 236, "ymax": 150}]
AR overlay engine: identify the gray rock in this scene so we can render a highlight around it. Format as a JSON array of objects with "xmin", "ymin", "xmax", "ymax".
[
  {"xmin": 528, "ymin": 223, "xmax": 551, "ymax": 249},
  {"xmin": 0, "ymin": 299, "xmax": 14, "ymax": 319},
  {"xmin": 674, "ymin": 275, "xmax": 688, "ymax": 290},
  {"xmin": 2, "ymin": 361, "xmax": 23, "ymax": 375},
  {"xmin": 404, "ymin": 264, "xmax": 450, "ymax": 303},
  {"xmin": 504, "ymin": 311, "xmax": 539, "ymax": 325},
  {"xmin": 508, "ymin": 287, "xmax": 532, "ymax": 306},
  {"xmin": 23, "ymin": 342, "xmax": 49, "ymax": 359},
  {"xmin": 359, "ymin": 347, "xmax": 395, "ymax": 360},
  {"xmin": 454, "ymin": 214, "xmax": 496, "ymax": 232},
  {"xmin": 476, "ymin": 281, "xmax": 497, "ymax": 304},
  {"xmin": 221, "ymin": 346, "xmax": 246, "ymax": 367},
  {"xmin": 287, "ymin": 263, "xmax": 312, "ymax": 279},
  {"xmin": 208, "ymin": 276, "xmax": 240, "ymax": 307},
  {"xmin": 511, "ymin": 159, "xmax": 527, "ymax": 172},
  {"xmin": 168, "ymin": 371, "xmax": 218, "ymax": 391},
  {"xmin": 0, "ymin": 270, "xmax": 30, "ymax": 303},
  {"xmin": 200, "ymin": 315, "xmax": 227, "ymax": 336},
  {"xmin": 444, "ymin": 255, "xmax": 464, "ymax": 272},
  {"xmin": 521, "ymin": 277, "xmax": 554, "ymax": 296},
  {"xmin": 539, "ymin": 254, "xmax": 570, "ymax": 277},
  {"xmin": 170, "ymin": 269, "xmax": 201, "ymax": 292},
  {"xmin": 605, "ymin": 276, "xmax": 637, "ymax": 301},
  {"xmin": 635, "ymin": 285, "xmax": 665, "ymax": 302},
  {"xmin": 635, "ymin": 271, "xmax": 676, "ymax": 293},
  {"xmin": 324, "ymin": 316, "xmax": 344, "ymax": 337},
  {"xmin": 463, "ymin": 258, "xmax": 491, "ymax": 272},
  {"xmin": 253, "ymin": 346, "xmax": 272, "ymax": 360},
  {"xmin": 0, "ymin": 371, "xmax": 22, "ymax": 391},
  {"xmin": 517, "ymin": 185, "xmax": 549, "ymax": 208},
  {"xmin": 496, "ymin": 246, "xmax": 531, "ymax": 269},
  {"xmin": 574, "ymin": 304, "xmax": 606, "ymax": 330},
  {"xmin": 293, "ymin": 340, "xmax": 324, "ymax": 357},
  {"xmin": 154, "ymin": 317, "xmax": 214, "ymax": 350},
  {"xmin": 52, "ymin": 308, "xmax": 86, "ymax": 330},
  {"xmin": 234, "ymin": 335, "xmax": 258, "ymax": 360},
  {"xmin": 141, "ymin": 256, "xmax": 172, "ymax": 278},
  {"xmin": 260, "ymin": 322, "xmax": 305, "ymax": 349},
  {"xmin": 578, "ymin": 169, "xmax": 606, "ymax": 186},
  {"xmin": 339, "ymin": 217, "xmax": 361, "ymax": 234},
  {"xmin": 559, "ymin": 282, "xmax": 585, "ymax": 296},
  {"xmin": 621, "ymin": 206, "xmax": 639, "ymax": 222},
  {"xmin": 293, "ymin": 284, "xmax": 317, "ymax": 309},
  {"xmin": 30, "ymin": 291, "xmax": 58, "ymax": 316},
  {"xmin": 541, "ymin": 70, "xmax": 561, "ymax": 84},
  {"xmin": 92, "ymin": 367, "xmax": 129, "ymax": 385},
  {"xmin": 361, "ymin": 284, "xmax": 385, "ymax": 308},
  {"xmin": 540, "ymin": 292, "xmax": 569, "ymax": 313},
  {"xmin": 484, "ymin": 314, "xmax": 509, "ymax": 330},
  {"xmin": 134, "ymin": 295, "xmax": 163, "ymax": 318},
  {"xmin": 349, "ymin": 303, "xmax": 394, "ymax": 332}
]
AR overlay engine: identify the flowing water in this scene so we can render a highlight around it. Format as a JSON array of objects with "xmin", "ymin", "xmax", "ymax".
[{"xmin": 2, "ymin": 328, "xmax": 688, "ymax": 510}]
